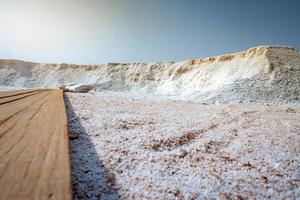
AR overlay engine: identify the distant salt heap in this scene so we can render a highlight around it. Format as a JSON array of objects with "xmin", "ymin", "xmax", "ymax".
[
  {"xmin": 0, "ymin": 46, "xmax": 299, "ymax": 104},
  {"xmin": 59, "ymin": 84, "xmax": 94, "ymax": 93}
]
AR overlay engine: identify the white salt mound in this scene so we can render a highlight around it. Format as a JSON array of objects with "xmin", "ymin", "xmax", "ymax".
[
  {"xmin": 0, "ymin": 45, "xmax": 299, "ymax": 104},
  {"xmin": 60, "ymin": 84, "xmax": 94, "ymax": 93}
]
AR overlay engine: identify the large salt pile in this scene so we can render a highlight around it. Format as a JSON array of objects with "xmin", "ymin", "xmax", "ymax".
[{"xmin": 0, "ymin": 46, "xmax": 299, "ymax": 104}]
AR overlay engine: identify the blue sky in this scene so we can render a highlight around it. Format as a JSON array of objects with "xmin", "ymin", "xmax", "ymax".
[{"xmin": 0, "ymin": 0, "xmax": 299, "ymax": 64}]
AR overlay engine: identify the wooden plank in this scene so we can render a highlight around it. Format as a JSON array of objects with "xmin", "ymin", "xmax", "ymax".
[
  {"xmin": 0, "ymin": 89, "xmax": 48, "ymax": 98},
  {"xmin": 0, "ymin": 91, "xmax": 50, "ymax": 125},
  {"xmin": 0, "ymin": 90, "xmax": 43, "ymax": 105},
  {"xmin": 0, "ymin": 89, "xmax": 72, "ymax": 200}
]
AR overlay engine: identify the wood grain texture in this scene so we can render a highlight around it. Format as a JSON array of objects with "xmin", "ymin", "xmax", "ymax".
[
  {"xmin": 0, "ymin": 89, "xmax": 48, "ymax": 98},
  {"xmin": 0, "ymin": 89, "xmax": 72, "ymax": 200}
]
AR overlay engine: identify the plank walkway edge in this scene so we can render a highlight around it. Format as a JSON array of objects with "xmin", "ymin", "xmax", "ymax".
[{"xmin": 0, "ymin": 89, "xmax": 72, "ymax": 200}]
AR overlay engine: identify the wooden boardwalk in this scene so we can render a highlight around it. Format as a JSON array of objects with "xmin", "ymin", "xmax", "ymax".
[{"xmin": 0, "ymin": 89, "xmax": 72, "ymax": 200}]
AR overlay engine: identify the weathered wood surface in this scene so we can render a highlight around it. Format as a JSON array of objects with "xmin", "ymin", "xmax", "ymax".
[{"xmin": 0, "ymin": 89, "xmax": 72, "ymax": 200}]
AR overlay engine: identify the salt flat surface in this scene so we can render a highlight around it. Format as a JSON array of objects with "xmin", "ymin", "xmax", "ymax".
[{"xmin": 66, "ymin": 92, "xmax": 300, "ymax": 199}]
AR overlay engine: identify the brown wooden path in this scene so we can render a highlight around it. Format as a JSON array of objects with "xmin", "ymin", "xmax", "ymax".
[{"xmin": 0, "ymin": 89, "xmax": 72, "ymax": 200}]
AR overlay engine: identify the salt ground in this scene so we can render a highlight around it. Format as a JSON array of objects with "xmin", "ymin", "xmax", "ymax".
[{"xmin": 66, "ymin": 92, "xmax": 300, "ymax": 199}]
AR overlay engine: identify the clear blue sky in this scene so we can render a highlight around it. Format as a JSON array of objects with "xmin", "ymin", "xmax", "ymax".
[{"xmin": 0, "ymin": 0, "xmax": 299, "ymax": 64}]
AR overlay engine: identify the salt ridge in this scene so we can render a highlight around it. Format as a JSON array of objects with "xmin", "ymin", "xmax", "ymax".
[{"xmin": 0, "ymin": 45, "xmax": 299, "ymax": 104}]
